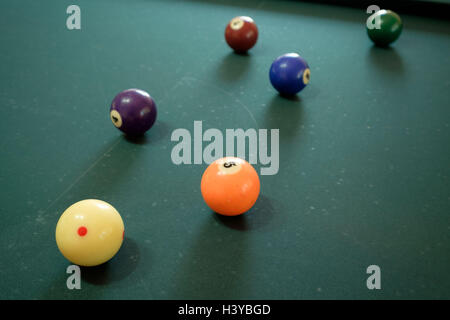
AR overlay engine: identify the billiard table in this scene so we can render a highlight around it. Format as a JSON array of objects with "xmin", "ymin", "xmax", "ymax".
[{"xmin": 1, "ymin": 0, "xmax": 449, "ymax": 300}]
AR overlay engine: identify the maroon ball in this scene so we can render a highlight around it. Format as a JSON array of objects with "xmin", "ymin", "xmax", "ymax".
[
  {"xmin": 110, "ymin": 89, "xmax": 157, "ymax": 136},
  {"xmin": 225, "ymin": 16, "xmax": 258, "ymax": 53}
]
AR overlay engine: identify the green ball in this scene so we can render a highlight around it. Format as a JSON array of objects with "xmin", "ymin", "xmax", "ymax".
[{"xmin": 367, "ymin": 10, "xmax": 403, "ymax": 47}]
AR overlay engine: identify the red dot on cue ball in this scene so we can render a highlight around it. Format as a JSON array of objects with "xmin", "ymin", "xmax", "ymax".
[{"xmin": 77, "ymin": 226, "xmax": 88, "ymax": 237}]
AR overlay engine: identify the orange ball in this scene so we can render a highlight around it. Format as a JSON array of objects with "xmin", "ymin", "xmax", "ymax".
[{"xmin": 201, "ymin": 157, "xmax": 260, "ymax": 216}]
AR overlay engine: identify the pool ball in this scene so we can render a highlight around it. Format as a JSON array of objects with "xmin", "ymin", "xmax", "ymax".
[
  {"xmin": 269, "ymin": 53, "xmax": 310, "ymax": 96},
  {"xmin": 110, "ymin": 88, "xmax": 157, "ymax": 136},
  {"xmin": 367, "ymin": 10, "xmax": 402, "ymax": 47},
  {"xmin": 225, "ymin": 16, "xmax": 258, "ymax": 53},
  {"xmin": 55, "ymin": 199, "xmax": 125, "ymax": 267},
  {"xmin": 201, "ymin": 157, "xmax": 260, "ymax": 216}
]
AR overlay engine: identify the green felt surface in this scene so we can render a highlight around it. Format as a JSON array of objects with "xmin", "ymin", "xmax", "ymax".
[{"xmin": 0, "ymin": 0, "xmax": 449, "ymax": 299}]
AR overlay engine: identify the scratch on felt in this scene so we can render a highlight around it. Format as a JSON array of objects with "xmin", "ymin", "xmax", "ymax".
[
  {"xmin": 181, "ymin": 76, "xmax": 259, "ymax": 128},
  {"xmin": 89, "ymin": 44, "xmax": 109, "ymax": 105},
  {"xmin": 38, "ymin": 138, "xmax": 122, "ymax": 215},
  {"xmin": 160, "ymin": 78, "xmax": 186, "ymax": 105}
]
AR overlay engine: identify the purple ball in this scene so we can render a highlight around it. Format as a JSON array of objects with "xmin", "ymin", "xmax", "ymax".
[{"xmin": 110, "ymin": 89, "xmax": 157, "ymax": 136}]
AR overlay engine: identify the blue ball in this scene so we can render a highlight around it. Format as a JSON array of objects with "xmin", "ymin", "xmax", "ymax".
[{"xmin": 269, "ymin": 53, "xmax": 310, "ymax": 96}]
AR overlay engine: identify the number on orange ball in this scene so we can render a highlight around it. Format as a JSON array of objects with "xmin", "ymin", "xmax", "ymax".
[
  {"xmin": 55, "ymin": 199, "xmax": 125, "ymax": 267},
  {"xmin": 201, "ymin": 157, "xmax": 260, "ymax": 216}
]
